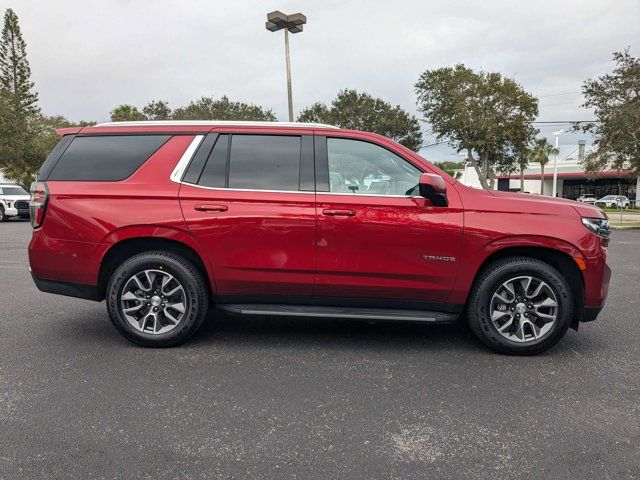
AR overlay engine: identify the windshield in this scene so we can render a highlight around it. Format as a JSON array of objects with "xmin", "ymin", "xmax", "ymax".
[
  {"xmin": 0, "ymin": 186, "xmax": 28, "ymax": 195},
  {"xmin": 601, "ymin": 196, "xmax": 616, "ymax": 200}
]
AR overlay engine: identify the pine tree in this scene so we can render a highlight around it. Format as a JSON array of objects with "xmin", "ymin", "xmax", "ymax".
[
  {"xmin": 0, "ymin": 8, "xmax": 41, "ymax": 188},
  {"xmin": 0, "ymin": 8, "xmax": 39, "ymax": 116}
]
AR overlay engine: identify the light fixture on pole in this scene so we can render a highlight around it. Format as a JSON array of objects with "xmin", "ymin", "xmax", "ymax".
[
  {"xmin": 551, "ymin": 129, "xmax": 564, "ymax": 197},
  {"xmin": 266, "ymin": 11, "xmax": 307, "ymax": 122}
]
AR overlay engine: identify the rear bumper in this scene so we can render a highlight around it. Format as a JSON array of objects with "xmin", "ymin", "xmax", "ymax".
[
  {"xmin": 31, "ymin": 274, "xmax": 101, "ymax": 301},
  {"xmin": 28, "ymin": 229, "xmax": 108, "ymax": 285}
]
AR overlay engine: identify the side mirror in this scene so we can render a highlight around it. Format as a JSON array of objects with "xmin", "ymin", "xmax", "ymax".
[{"xmin": 418, "ymin": 173, "xmax": 448, "ymax": 207}]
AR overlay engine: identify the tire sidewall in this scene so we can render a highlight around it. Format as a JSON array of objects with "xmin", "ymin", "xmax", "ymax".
[
  {"xmin": 471, "ymin": 259, "xmax": 573, "ymax": 354},
  {"xmin": 107, "ymin": 253, "xmax": 207, "ymax": 347}
]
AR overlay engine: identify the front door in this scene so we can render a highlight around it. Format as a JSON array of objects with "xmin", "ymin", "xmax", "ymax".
[
  {"xmin": 180, "ymin": 132, "xmax": 316, "ymax": 298},
  {"xmin": 313, "ymin": 135, "xmax": 463, "ymax": 305}
]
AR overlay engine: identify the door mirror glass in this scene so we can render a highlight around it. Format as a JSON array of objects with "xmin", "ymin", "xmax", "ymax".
[{"xmin": 418, "ymin": 173, "xmax": 448, "ymax": 206}]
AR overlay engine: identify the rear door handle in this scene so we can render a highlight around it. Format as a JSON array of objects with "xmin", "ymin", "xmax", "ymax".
[
  {"xmin": 194, "ymin": 204, "xmax": 228, "ymax": 212},
  {"xmin": 322, "ymin": 209, "xmax": 356, "ymax": 217}
]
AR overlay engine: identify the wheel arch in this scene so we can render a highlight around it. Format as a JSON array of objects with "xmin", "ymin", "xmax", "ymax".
[
  {"xmin": 97, "ymin": 236, "xmax": 214, "ymax": 301},
  {"xmin": 470, "ymin": 245, "xmax": 585, "ymax": 327}
]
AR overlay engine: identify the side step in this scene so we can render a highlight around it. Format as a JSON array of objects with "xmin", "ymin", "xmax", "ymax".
[{"xmin": 217, "ymin": 304, "xmax": 459, "ymax": 324}]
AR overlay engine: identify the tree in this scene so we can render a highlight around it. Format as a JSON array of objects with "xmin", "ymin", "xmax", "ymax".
[
  {"xmin": 0, "ymin": 9, "xmax": 38, "ymax": 117},
  {"xmin": 143, "ymin": 100, "xmax": 171, "ymax": 120},
  {"xmin": 518, "ymin": 154, "xmax": 528, "ymax": 192},
  {"xmin": 435, "ymin": 160, "xmax": 464, "ymax": 179},
  {"xmin": 172, "ymin": 95, "xmax": 276, "ymax": 121},
  {"xmin": 298, "ymin": 89, "xmax": 423, "ymax": 151},
  {"xmin": 110, "ymin": 104, "xmax": 146, "ymax": 121},
  {"xmin": 576, "ymin": 49, "xmax": 640, "ymax": 175},
  {"xmin": 527, "ymin": 138, "xmax": 557, "ymax": 195},
  {"xmin": 1, "ymin": 114, "xmax": 94, "ymax": 189},
  {"xmin": 415, "ymin": 64, "xmax": 538, "ymax": 189},
  {"xmin": 0, "ymin": 8, "xmax": 40, "ymax": 187}
]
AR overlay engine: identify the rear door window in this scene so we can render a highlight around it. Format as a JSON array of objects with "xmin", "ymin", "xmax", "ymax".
[
  {"xmin": 227, "ymin": 135, "xmax": 301, "ymax": 191},
  {"xmin": 47, "ymin": 135, "xmax": 170, "ymax": 181},
  {"xmin": 196, "ymin": 134, "xmax": 229, "ymax": 188}
]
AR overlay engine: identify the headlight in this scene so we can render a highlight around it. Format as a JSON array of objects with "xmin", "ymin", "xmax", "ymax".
[{"xmin": 581, "ymin": 217, "xmax": 610, "ymax": 237}]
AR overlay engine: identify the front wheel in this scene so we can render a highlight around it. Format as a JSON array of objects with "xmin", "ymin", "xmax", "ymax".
[
  {"xmin": 467, "ymin": 257, "xmax": 573, "ymax": 355},
  {"xmin": 0, "ymin": 207, "xmax": 7, "ymax": 222},
  {"xmin": 106, "ymin": 251, "xmax": 209, "ymax": 347}
]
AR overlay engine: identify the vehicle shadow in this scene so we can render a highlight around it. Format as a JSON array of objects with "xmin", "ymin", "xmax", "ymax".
[{"xmin": 188, "ymin": 308, "xmax": 484, "ymax": 354}]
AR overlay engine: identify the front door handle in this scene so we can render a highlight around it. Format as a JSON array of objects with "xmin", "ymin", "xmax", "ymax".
[
  {"xmin": 322, "ymin": 209, "xmax": 356, "ymax": 217},
  {"xmin": 194, "ymin": 204, "xmax": 228, "ymax": 212}
]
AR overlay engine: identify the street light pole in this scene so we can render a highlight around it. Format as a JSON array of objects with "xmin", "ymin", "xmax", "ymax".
[
  {"xmin": 283, "ymin": 28, "xmax": 293, "ymax": 122},
  {"xmin": 552, "ymin": 129, "xmax": 564, "ymax": 197},
  {"xmin": 266, "ymin": 11, "xmax": 306, "ymax": 122}
]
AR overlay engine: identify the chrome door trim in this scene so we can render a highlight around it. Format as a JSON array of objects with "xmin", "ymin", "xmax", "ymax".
[
  {"xmin": 178, "ymin": 182, "xmax": 417, "ymax": 199},
  {"xmin": 169, "ymin": 135, "xmax": 204, "ymax": 184}
]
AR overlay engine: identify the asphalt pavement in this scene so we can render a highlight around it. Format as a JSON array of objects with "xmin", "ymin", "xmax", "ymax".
[{"xmin": 1, "ymin": 219, "xmax": 638, "ymax": 479}]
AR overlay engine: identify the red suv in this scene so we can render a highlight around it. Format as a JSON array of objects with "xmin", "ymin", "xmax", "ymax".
[{"xmin": 28, "ymin": 121, "xmax": 611, "ymax": 354}]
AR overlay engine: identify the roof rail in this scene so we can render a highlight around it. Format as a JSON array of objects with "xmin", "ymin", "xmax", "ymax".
[{"xmin": 94, "ymin": 120, "xmax": 339, "ymax": 129}]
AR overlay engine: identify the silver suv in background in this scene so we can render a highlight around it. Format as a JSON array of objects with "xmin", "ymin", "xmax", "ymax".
[
  {"xmin": 599, "ymin": 195, "xmax": 631, "ymax": 209},
  {"xmin": 577, "ymin": 194, "xmax": 597, "ymax": 204},
  {"xmin": 0, "ymin": 184, "xmax": 30, "ymax": 222}
]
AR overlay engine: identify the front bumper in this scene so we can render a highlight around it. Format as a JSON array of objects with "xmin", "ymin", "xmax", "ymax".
[{"xmin": 1, "ymin": 206, "xmax": 28, "ymax": 217}]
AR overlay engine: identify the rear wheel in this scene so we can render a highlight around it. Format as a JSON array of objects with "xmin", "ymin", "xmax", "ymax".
[
  {"xmin": 467, "ymin": 257, "xmax": 573, "ymax": 355},
  {"xmin": 107, "ymin": 251, "xmax": 209, "ymax": 347}
]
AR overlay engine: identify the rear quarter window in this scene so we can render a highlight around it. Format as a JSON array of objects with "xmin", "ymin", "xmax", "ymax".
[{"xmin": 46, "ymin": 135, "xmax": 171, "ymax": 181}]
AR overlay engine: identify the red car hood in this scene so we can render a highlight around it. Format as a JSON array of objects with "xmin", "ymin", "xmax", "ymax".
[{"xmin": 489, "ymin": 190, "xmax": 606, "ymax": 218}]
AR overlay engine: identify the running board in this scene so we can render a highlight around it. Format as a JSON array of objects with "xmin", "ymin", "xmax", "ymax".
[{"xmin": 217, "ymin": 304, "xmax": 459, "ymax": 323}]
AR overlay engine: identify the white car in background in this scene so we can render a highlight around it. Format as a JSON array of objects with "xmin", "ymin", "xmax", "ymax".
[
  {"xmin": 576, "ymin": 194, "xmax": 597, "ymax": 204},
  {"xmin": 0, "ymin": 184, "xmax": 30, "ymax": 222},
  {"xmin": 598, "ymin": 195, "xmax": 631, "ymax": 209}
]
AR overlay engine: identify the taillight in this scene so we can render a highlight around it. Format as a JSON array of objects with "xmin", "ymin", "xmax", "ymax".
[{"xmin": 29, "ymin": 181, "xmax": 49, "ymax": 228}]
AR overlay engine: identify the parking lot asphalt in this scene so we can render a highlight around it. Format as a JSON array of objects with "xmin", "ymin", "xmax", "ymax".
[{"xmin": 1, "ymin": 220, "xmax": 638, "ymax": 479}]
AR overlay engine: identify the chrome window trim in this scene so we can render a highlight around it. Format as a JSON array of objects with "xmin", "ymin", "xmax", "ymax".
[
  {"xmin": 171, "ymin": 134, "xmax": 418, "ymax": 199},
  {"xmin": 317, "ymin": 191, "xmax": 416, "ymax": 199},
  {"xmin": 170, "ymin": 135, "xmax": 204, "ymax": 184},
  {"xmin": 177, "ymin": 181, "xmax": 416, "ymax": 199},
  {"xmin": 180, "ymin": 182, "xmax": 314, "ymax": 195}
]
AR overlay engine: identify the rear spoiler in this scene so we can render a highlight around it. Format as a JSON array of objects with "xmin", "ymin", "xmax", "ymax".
[{"xmin": 56, "ymin": 127, "xmax": 84, "ymax": 136}]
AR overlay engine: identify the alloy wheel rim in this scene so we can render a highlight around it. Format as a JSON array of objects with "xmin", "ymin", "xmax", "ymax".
[
  {"xmin": 489, "ymin": 275, "xmax": 558, "ymax": 343},
  {"xmin": 120, "ymin": 269, "xmax": 187, "ymax": 334}
]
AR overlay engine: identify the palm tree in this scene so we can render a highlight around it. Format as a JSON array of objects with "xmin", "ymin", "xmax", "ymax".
[{"xmin": 531, "ymin": 138, "xmax": 558, "ymax": 195}]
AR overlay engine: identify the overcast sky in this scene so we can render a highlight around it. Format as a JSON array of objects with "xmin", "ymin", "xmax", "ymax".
[{"xmin": 8, "ymin": 0, "xmax": 640, "ymax": 162}]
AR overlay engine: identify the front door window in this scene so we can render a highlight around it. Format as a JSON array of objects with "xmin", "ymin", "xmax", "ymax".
[{"xmin": 326, "ymin": 138, "xmax": 421, "ymax": 196}]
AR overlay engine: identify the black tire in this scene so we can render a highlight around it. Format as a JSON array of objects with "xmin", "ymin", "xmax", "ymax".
[
  {"xmin": 106, "ymin": 251, "xmax": 209, "ymax": 347},
  {"xmin": 467, "ymin": 257, "xmax": 573, "ymax": 355},
  {"xmin": 0, "ymin": 206, "xmax": 7, "ymax": 222}
]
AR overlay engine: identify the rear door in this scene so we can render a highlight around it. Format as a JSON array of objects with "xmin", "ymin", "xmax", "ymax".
[
  {"xmin": 313, "ymin": 134, "xmax": 463, "ymax": 304},
  {"xmin": 179, "ymin": 131, "xmax": 316, "ymax": 298}
]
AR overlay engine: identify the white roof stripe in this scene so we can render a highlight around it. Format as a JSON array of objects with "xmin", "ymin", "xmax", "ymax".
[{"xmin": 94, "ymin": 120, "xmax": 339, "ymax": 129}]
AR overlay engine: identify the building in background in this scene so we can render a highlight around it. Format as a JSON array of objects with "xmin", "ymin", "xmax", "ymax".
[{"xmin": 452, "ymin": 141, "xmax": 639, "ymax": 204}]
